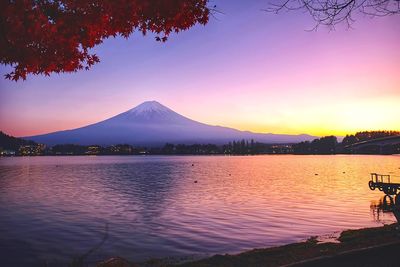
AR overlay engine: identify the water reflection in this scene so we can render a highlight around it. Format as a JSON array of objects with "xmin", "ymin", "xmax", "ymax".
[
  {"xmin": 0, "ymin": 155, "xmax": 399, "ymax": 266},
  {"xmin": 370, "ymin": 197, "xmax": 398, "ymax": 223}
]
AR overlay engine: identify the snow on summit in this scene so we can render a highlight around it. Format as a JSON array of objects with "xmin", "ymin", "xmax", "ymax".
[
  {"xmin": 120, "ymin": 100, "xmax": 193, "ymax": 124},
  {"xmin": 129, "ymin": 101, "xmax": 171, "ymax": 114}
]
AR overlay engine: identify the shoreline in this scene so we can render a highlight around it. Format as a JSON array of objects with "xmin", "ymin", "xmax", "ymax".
[
  {"xmin": 97, "ymin": 224, "xmax": 400, "ymax": 267},
  {"xmin": 1, "ymin": 153, "xmax": 399, "ymax": 157}
]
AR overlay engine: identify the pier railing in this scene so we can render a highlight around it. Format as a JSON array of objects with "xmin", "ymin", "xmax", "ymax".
[
  {"xmin": 369, "ymin": 173, "xmax": 400, "ymax": 196},
  {"xmin": 370, "ymin": 173, "xmax": 391, "ymax": 184}
]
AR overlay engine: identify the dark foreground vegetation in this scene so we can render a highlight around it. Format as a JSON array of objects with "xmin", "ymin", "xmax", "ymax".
[
  {"xmin": 1, "ymin": 131, "xmax": 399, "ymax": 156},
  {"xmin": 91, "ymin": 224, "xmax": 400, "ymax": 267},
  {"xmin": 173, "ymin": 224, "xmax": 400, "ymax": 267}
]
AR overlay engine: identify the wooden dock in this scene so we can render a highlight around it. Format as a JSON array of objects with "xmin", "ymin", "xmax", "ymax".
[
  {"xmin": 368, "ymin": 173, "xmax": 400, "ymax": 196},
  {"xmin": 368, "ymin": 173, "xmax": 400, "ymax": 222}
]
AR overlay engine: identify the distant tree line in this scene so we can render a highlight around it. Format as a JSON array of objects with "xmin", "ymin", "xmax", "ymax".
[
  {"xmin": 342, "ymin": 131, "xmax": 400, "ymax": 146},
  {"xmin": 292, "ymin": 131, "xmax": 400, "ymax": 155},
  {"xmin": 292, "ymin": 136, "xmax": 337, "ymax": 154},
  {"xmin": 51, "ymin": 144, "xmax": 136, "ymax": 155},
  {"xmin": 1, "ymin": 130, "xmax": 399, "ymax": 156},
  {"xmin": 48, "ymin": 142, "xmax": 293, "ymax": 156},
  {"xmin": 160, "ymin": 141, "xmax": 293, "ymax": 155},
  {"xmin": 160, "ymin": 143, "xmax": 219, "ymax": 155},
  {"xmin": 222, "ymin": 140, "xmax": 293, "ymax": 155}
]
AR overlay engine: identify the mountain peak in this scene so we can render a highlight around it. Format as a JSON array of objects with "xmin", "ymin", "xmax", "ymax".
[
  {"xmin": 120, "ymin": 100, "xmax": 189, "ymax": 124},
  {"xmin": 129, "ymin": 101, "xmax": 171, "ymax": 114},
  {"xmin": 26, "ymin": 100, "xmax": 317, "ymax": 146}
]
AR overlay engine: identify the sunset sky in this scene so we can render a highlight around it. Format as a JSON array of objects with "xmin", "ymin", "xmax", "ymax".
[{"xmin": 0, "ymin": 0, "xmax": 399, "ymax": 137}]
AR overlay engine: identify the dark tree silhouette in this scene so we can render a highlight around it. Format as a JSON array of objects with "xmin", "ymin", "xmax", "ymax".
[
  {"xmin": 342, "ymin": 130, "xmax": 400, "ymax": 145},
  {"xmin": 268, "ymin": 0, "xmax": 400, "ymax": 29},
  {"xmin": 293, "ymin": 135, "xmax": 337, "ymax": 154},
  {"xmin": 0, "ymin": 131, "xmax": 37, "ymax": 150},
  {"xmin": 0, "ymin": 0, "xmax": 210, "ymax": 81}
]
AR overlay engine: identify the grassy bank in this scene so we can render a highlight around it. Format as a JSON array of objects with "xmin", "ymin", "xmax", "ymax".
[
  {"xmin": 173, "ymin": 224, "xmax": 399, "ymax": 267},
  {"xmin": 97, "ymin": 223, "xmax": 399, "ymax": 267}
]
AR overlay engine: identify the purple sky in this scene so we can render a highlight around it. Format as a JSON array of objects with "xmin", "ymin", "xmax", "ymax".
[{"xmin": 1, "ymin": 0, "xmax": 399, "ymax": 137}]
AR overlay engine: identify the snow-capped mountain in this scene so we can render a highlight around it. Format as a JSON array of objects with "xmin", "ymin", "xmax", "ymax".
[{"xmin": 25, "ymin": 101, "xmax": 316, "ymax": 146}]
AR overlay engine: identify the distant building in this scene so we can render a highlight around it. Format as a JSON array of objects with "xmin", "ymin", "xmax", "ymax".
[
  {"xmin": 271, "ymin": 145, "xmax": 294, "ymax": 154},
  {"xmin": 18, "ymin": 144, "xmax": 46, "ymax": 156},
  {"xmin": 86, "ymin": 146, "xmax": 102, "ymax": 155},
  {"xmin": 0, "ymin": 149, "xmax": 16, "ymax": 156},
  {"xmin": 110, "ymin": 144, "xmax": 133, "ymax": 154}
]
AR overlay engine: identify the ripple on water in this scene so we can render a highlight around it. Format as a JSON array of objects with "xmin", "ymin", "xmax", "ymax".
[{"xmin": 0, "ymin": 155, "xmax": 398, "ymax": 265}]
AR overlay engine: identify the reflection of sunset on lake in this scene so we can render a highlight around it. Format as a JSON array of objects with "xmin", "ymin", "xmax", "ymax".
[{"xmin": 0, "ymin": 155, "xmax": 398, "ymax": 263}]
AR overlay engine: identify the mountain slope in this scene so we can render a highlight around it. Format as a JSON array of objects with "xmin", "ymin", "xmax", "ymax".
[{"xmin": 26, "ymin": 101, "xmax": 316, "ymax": 146}]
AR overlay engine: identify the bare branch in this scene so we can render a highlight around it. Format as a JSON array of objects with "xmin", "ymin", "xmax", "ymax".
[{"xmin": 266, "ymin": 0, "xmax": 400, "ymax": 29}]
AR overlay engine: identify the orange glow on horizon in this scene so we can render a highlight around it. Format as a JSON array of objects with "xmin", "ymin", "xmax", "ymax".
[{"xmin": 1, "ymin": 11, "xmax": 399, "ymax": 139}]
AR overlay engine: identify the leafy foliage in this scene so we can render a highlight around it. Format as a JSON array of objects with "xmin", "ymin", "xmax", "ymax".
[{"xmin": 0, "ymin": 0, "xmax": 210, "ymax": 80}]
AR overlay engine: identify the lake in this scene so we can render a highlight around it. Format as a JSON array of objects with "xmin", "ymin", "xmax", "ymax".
[{"xmin": 0, "ymin": 155, "xmax": 399, "ymax": 266}]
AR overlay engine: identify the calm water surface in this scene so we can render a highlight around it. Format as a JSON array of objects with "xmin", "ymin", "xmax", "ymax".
[{"xmin": 0, "ymin": 155, "xmax": 399, "ymax": 266}]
